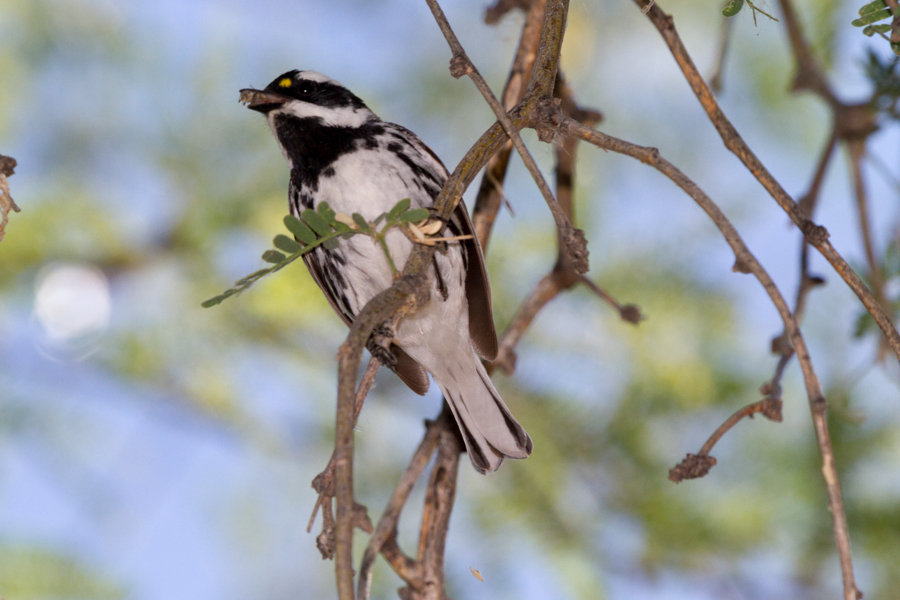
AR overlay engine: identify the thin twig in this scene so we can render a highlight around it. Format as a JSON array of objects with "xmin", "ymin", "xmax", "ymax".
[
  {"xmin": 309, "ymin": 356, "xmax": 382, "ymax": 535},
  {"xmin": 769, "ymin": 129, "xmax": 835, "ymax": 379},
  {"xmin": 425, "ymin": 0, "xmax": 588, "ymax": 274},
  {"xmin": 633, "ymin": 0, "xmax": 900, "ymax": 366},
  {"xmin": 358, "ymin": 419, "xmax": 441, "ymax": 600},
  {"xmin": 798, "ymin": 128, "xmax": 837, "ymax": 219},
  {"xmin": 555, "ymin": 113, "xmax": 860, "ymax": 600},
  {"xmin": 669, "ymin": 397, "xmax": 783, "ymax": 482},
  {"xmin": 847, "ymin": 139, "xmax": 889, "ymax": 323},
  {"xmin": 775, "ymin": 0, "xmax": 837, "ymax": 104},
  {"xmin": 491, "ymin": 73, "xmax": 623, "ymax": 375},
  {"xmin": 473, "ymin": 0, "xmax": 548, "ymax": 250},
  {"xmin": 578, "ymin": 275, "xmax": 643, "ymax": 324},
  {"xmin": 412, "ymin": 408, "xmax": 461, "ymax": 600},
  {"xmin": 494, "ymin": 270, "xmax": 570, "ymax": 374}
]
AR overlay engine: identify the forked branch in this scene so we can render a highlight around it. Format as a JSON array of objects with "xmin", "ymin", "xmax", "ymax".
[
  {"xmin": 633, "ymin": 0, "xmax": 900, "ymax": 365},
  {"xmin": 555, "ymin": 112, "xmax": 860, "ymax": 600}
]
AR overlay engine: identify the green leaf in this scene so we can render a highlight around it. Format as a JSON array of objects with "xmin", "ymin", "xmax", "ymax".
[
  {"xmin": 331, "ymin": 221, "xmax": 352, "ymax": 233},
  {"xmin": 284, "ymin": 215, "xmax": 316, "ymax": 245},
  {"xmin": 373, "ymin": 213, "xmax": 386, "ymax": 226},
  {"xmin": 301, "ymin": 209, "xmax": 332, "ymax": 236},
  {"xmin": 387, "ymin": 198, "xmax": 411, "ymax": 223},
  {"xmin": 863, "ymin": 23, "xmax": 892, "ymax": 35},
  {"xmin": 261, "ymin": 249, "xmax": 286, "ymax": 263},
  {"xmin": 852, "ymin": 8, "xmax": 891, "ymax": 26},
  {"xmin": 723, "ymin": 0, "xmax": 744, "ymax": 17},
  {"xmin": 317, "ymin": 201, "xmax": 336, "ymax": 223},
  {"xmin": 202, "ymin": 289, "xmax": 237, "ymax": 308},
  {"xmin": 352, "ymin": 213, "xmax": 372, "ymax": 232},
  {"xmin": 273, "ymin": 234, "xmax": 304, "ymax": 254},
  {"xmin": 859, "ymin": 0, "xmax": 887, "ymax": 16},
  {"xmin": 201, "ymin": 295, "xmax": 226, "ymax": 308},
  {"xmin": 399, "ymin": 208, "xmax": 430, "ymax": 222},
  {"xmin": 323, "ymin": 237, "xmax": 340, "ymax": 250}
]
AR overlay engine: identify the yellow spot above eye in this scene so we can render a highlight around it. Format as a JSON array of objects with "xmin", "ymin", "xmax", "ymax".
[{"xmin": 279, "ymin": 78, "xmax": 292, "ymax": 88}]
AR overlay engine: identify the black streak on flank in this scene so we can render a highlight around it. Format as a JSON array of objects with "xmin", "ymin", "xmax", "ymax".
[
  {"xmin": 433, "ymin": 256, "xmax": 449, "ymax": 301},
  {"xmin": 389, "ymin": 147, "xmax": 443, "ymax": 190}
]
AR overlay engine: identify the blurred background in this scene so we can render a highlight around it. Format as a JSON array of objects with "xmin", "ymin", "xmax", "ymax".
[{"xmin": 1, "ymin": 0, "xmax": 899, "ymax": 598}]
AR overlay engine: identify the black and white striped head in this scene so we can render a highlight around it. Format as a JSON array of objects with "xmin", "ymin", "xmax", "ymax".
[{"xmin": 242, "ymin": 70, "xmax": 376, "ymax": 128}]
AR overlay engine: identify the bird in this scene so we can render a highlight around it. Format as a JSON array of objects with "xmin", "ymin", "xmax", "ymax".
[{"xmin": 241, "ymin": 69, "xmax": 532, "ymax": 473}]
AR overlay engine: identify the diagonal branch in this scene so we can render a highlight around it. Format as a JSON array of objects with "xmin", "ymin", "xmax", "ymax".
[
  {"xmin": 357, "ymin": 418, "xmax": 441, "ymax": 600},
  {"xmin": 847, "ymin": 139, "xmax": 889, "ymax": 324},
  {"xmin": 492, "ymin": 74, "xmax": 633, "ymax": 375},
  {"xmin": 632, "ymin": 0, "xmax": 900, "ymax": 365},
  {"xmin": 776, "ymin": 0, "xmax": 838, "ymax": 104},
  {"xmin": 553, "ymin": 112, "xmax": 860, "ymax": 600},
  {"xmin": 472, "ymin": 0, "xmax": 548, "ymax": 250},
  {"xmin": 425, "ymin": 0, "xmax": 588, "ymax": 274},
  {"xmin": 669, "ymin": 396, "xmax": 783, "ymax": 482}
]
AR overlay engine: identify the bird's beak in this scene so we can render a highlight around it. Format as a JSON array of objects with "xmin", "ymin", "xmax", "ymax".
[{"xmin": 240, "ymin": 88, "xmax": 288, "ymax": 114}]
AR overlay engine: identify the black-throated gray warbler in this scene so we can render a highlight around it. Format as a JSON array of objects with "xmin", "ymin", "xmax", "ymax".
[{"xmin": 241, "ymin": 70, "xmax": 532, "ymax": 473}]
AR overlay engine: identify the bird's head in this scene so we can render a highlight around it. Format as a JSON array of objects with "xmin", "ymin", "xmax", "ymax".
[{"xmin": 240, "ymin": 70, "xmax": 375, "ymax": 129}]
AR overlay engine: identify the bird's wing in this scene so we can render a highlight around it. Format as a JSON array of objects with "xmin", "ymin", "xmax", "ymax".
[
  {"xmin": 394, "ymin": 123, "xmax": 499, "ymax": 361},
  {"xmin": 447, "ymin": 199, "xmax": 499, "ymax": 360},
  {"xmin": 302, "ymin": 248, "xmax": 430, "ymax": 395}
]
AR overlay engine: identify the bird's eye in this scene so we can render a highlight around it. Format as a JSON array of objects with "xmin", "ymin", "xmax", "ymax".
[{"xmin": 297, "ymin": 81, "xmax": 317, "ymax": 97}]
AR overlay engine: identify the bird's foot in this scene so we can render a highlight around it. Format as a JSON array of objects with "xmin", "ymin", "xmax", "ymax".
[{"xmin": 366, "ymin": 324, "xmax": 397, "ymax": 369}]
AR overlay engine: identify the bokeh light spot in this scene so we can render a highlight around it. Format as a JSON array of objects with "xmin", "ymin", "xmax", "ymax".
[{"xmin": 34, "ymin": 262, "xmax": 111, "ymax": 343}]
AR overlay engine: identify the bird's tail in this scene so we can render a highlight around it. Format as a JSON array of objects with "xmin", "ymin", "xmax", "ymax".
[{"xmin": 435, "ymin": 352, "xmax": 533, "ymax": 474}]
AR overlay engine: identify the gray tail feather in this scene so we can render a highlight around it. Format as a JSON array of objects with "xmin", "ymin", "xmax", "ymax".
[{"xmin": 437, "ymin": 356, "xmax": 533, "ymax": 474}]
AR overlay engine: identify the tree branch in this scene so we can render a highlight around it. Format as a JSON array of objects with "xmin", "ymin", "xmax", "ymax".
[
  {"xmin": 425, "ymin": 0, "xmax": 587, "ymax": 274},
  {"xmin": 632, "ymin": 0, "xmax": 900, "ymax": 365},
  {"xmin": 554, "ymin": 113, "xmax": 861, "ymax": 600},
  {"xmin": 330, "ymin": 3, "xmax": 574, "ymax": 596},
  {"xmin": 358, "ymin": 419, "xmax": 441, "ymax": 600},
  {"xmin": 669, "ymin": 397, "xmax": 783, "ymax": 482},
  {"xmin": 472, "ymin": 0, "xmax": 548, "ymax": 250}
]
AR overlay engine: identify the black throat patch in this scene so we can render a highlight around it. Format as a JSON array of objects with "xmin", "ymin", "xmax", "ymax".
[{"xmin": 274, "ymin": 115, "xmax": 385, "ymax": 191}]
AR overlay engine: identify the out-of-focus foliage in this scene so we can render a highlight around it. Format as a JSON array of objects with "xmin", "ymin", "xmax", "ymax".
[
  {"xmin": 0, "ymin": 546, "xmax": 123, "ymax": 600},
  {"xmin": 1, "ymin": 0, "xmax": 899, "ymax": 599}
]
